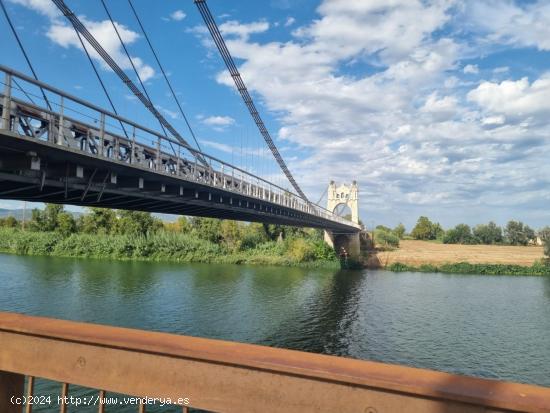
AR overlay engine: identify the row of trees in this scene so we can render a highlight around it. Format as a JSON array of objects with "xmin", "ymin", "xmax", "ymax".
[
  {"xmin": 408, "ymin": 216, "xmax": 549, "ymax": 247},
  {"xmin": 367, "ymin": 217, "xmax": 550, "ymax": 258}
]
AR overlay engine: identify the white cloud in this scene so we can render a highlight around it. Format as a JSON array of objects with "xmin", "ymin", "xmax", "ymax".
[
  {"xmin": 285, "ymin": 17, "xmax": 296, "ymax": 27},
  {"xmin": 9, "ymin": 0, "xmax": 156, "ymax": 82},
  {"xmin": 463, "ymin": 64, "xmax": 479, "ymax": 74},
  {"xmin": 8, "ymin": 0, "xmax": 58, "ymax": 18},
  {"xmin": 469, "ymin": 0, "xmax": 550, "ymax": 51},
  {"xmin": 220, "ymin": 20, "xmax": 270, "ymax": 40},
  {"xmin": 191, "ymin": 0, "xmax": 550, "ymax": 227},
  {"xmin": 46, "ymin": 18, "xmax": 156, "ymax": 82},
  {"xmin": 202, "ymin": 115, "xmax": 236, "ymax": 130},
  {"xmin": 493, "ymin": 66, "xmax": 509, "ymax": 74},
  {"xmin": 170, "ymin": 10, "xmax": 186, "ymax": 21},
  {"xmin": 467, "ymin": 75, "xmax": 550, "ymax": 118}
]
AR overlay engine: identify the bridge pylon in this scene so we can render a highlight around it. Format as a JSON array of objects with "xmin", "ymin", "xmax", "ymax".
[{"xmin": 324, "ymin": 181, "xmax": 361, "ymax": 257}]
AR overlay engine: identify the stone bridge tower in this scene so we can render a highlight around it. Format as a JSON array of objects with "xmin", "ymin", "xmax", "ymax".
[{"xmin": 324, "ymin": 181, "xmax": 361, "ymax": 257}]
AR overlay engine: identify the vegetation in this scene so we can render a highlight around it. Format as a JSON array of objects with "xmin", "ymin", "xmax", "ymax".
[
  {"xmin": 443, "ymin": 224, "xmax": 477, "ymax": 245},
  {"xmin": 473, "ymin": 222, "xmax": 503, "ymax": 244},
  {"xmin": 387, "ymin": 261, "xmax": 550, "ymax": 276},
  {"xmin": 0, "ymin": 204, "xmax": 339, "ymax": 268},
  {"xmin": 410, "ymin": 216, "xmax": 444, "ymax": 240}
]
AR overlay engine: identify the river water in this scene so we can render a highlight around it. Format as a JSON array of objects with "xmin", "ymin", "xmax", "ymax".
[{"xmin": 1, "ymin": 253, "xmax": 549, "ymax": 410}]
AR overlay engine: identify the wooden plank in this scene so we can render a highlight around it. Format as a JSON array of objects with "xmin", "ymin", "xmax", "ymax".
[{"xmin": 0, "ymin": 312, "xmax": 549, "ymax": 413}]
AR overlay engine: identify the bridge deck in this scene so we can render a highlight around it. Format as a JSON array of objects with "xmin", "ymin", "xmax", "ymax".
[{"xmin": 0, "ymin": 65, "xmax": 360, "ymax": 233}]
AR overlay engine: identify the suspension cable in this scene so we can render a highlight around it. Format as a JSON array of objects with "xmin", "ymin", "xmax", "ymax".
[
  {"xmin": 193, "ymin": 0, "xmax": 309, "ymax": 201},
  {"xmin": 50, "ymin": 0, "xmax": 208, "ymax": 166},
  {"xmin": 127, "ymin": 0, "xmax": 203, "ymax": 153},
  {"xmin": 0, "ymin": 0, "xmax": 51, "ymax": 110},
  {"xmin": 73, "ymin": 28, "xmax": 129, "ymax": 139},
  {"xmin": 99, "ymin": 0, "xmax": 173, "ymax": 152}
]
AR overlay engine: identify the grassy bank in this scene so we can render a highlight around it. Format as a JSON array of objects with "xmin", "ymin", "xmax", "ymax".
[
  {"xmin": 0, "ymin": 228, "xmax": 340, "ymax": 269},
  {"xmin": 387, "ymin": 261, "xmax": 550, "ymax": 276}
]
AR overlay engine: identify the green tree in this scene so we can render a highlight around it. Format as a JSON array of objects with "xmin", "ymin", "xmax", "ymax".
[
  {"xmin": 393, "ymin": 223, "xmax": 406, "ymax": 239},
  {"xmin": 191, "ymin": 217, "xmax": 222, "ymax": 243},
  {"xmin": 80, "ymin": 207, "xmax": 117, "ymax": 235},
  {"xmin": 0, "ymin": 216, "xmax": 18, "ymax": 228},
  {"xmin": 443, "ymin": 224, "xmax": 477, "ymax": 244},
  {"xmin": 473, "ymin": 222, "xmax": 503, "ymax": 244},
  {"xmin": 29, "ymin": 204, "xmax": 64, "ymax": 232},
  {"xmin": 375, "ymin": 225, "xmax": 392, "ymax": 233},
  {"xmin": 177, "ymin": 216, "xmax": 191, "ymax": 233},
  {"xmin": 538, "ymin": 227, "xmax": 550, "ymax": 258},
  {"xmin": 220, "ymin": 220, "xmax": 242, "ymax": 251},
  {"xmin": 115, "ymin": 210, "xmax": 162, "ymax": 237},
  {"xmin": 505, "ymin": 220, "xmax": 535, "ymax": 246},
  {"xmin": 411, "ymin": 216, "xmax": 442, "ymax": 240},
  {"xmin": 56, "ymin": 212, "xmax": 76, "ymax": 236}
]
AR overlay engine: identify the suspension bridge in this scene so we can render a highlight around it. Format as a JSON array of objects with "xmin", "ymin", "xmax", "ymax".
[{"xmin": 0, "ymin": 0, "xmax": 361, "ymax": 239}]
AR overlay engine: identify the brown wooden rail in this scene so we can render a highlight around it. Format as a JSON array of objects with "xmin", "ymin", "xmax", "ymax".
[{"xmin": 1, "ymin": 311, "xmax": 549, "ymax": 412}]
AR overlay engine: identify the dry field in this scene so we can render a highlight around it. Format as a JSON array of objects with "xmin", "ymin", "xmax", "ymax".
[{"xmin": 374, "ymin": 240, "xmax": 544, "ymax": 267}]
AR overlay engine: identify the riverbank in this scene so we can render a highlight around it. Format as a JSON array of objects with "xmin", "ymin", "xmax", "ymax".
[{"xmin": 0, "ymin": 228, "xmax": 340, "ymax": 269}]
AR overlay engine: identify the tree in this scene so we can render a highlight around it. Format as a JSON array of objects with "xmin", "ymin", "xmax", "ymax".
[
  {"xmin": 0, "ymin": 216, "xmax": 18, "ymax": 228},
  {"xmin": 538, "ymin": 227, "xmax": 550, "ymax": 258},
  {"xmin": 411, "ymin": 216, "xmax": 443, "ymax": 240},
  {"xmin": 29, "ymin": 204, "xmax": 64, "ymax": 232},
  {"xmin": 505, "ymin": 220, "xmax": 535, "ymax": 246},
  {"xmin": 473, "ymin": 222, "xmax": 503, "ymax": 244},
  {"xmin": 56, "ymin": 212, "xmax": 76, "ymax": 236},
  {"xmin": 393, "ymin": 223, "xmax": 406, "ymax": 239},
  {"xmin": 191, "ymin": 217, "xmax": 222, "ymax": 243},
  {"xmin": 220, "ymin": 220, "xmax": 242, "ymax": 251},
  {"xmin": 443, "ymin": 224, "xmax": 477, "ymax": 244},
  {"xmin": 115, "ymin": 210, "xmax": 162, "ymax": 237},
  {"xmin": 177, "ymin": 216, "xmax": 191, "ymax": 233},
  {"xmin": 79, "ymin": 207, "xmax": 117, "ymax": 235}
]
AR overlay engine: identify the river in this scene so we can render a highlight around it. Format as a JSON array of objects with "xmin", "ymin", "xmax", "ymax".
[{"xmin": 1, "ymin": 253, "xmax": 549, "ymax": 410}]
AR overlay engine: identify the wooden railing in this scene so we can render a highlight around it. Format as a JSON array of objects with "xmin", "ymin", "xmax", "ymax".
[{"xmin": 1, "ymin": 311, "xmax": 549, "ymax": 412}]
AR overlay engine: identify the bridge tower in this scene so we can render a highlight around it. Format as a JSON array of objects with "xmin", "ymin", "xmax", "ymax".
[{"xmin": 324, "ymin": 181, "xmax": 361, "ymax": 257}]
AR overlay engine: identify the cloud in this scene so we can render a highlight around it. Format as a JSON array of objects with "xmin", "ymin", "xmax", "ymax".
[
  {"xmin": 9, "ymin": 0, "xmax": 156, "ymax": 82},
  {"xmin": 285, "ymin": 17, "xmax": 296, "ymax": 27},
  {"xmin": 463, "ymin": 64, "xmax": 479, "ymax": 74},
  {"xmin": 170, "ymin": 10, "xmax": 186, "ymax": 21},
  {"xmin": 191, "ymin": 0, "xmax": 550, "ymax": 227},
  {"xmin": 219, "ymin": 20, "xmax": 270, "ymax": 40},
  {"xmin": 467, "ymin": 75, "xmax": 550, "ymax": 118},
  {"xmin": 8, "ymin": 0, "xmax": 58, "ymax": 18},
  {"xmin": 468, "ymin": 0, "xmax": 550, "ymax": 51},
  {"xmin": 202, "ymin": 115, "xmax": 236, "ymax": 130}
]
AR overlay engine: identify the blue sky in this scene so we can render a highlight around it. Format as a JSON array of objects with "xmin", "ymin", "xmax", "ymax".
[{"xmin": 1, "ymin": 0, "xmax": 550, "ymax": 231}]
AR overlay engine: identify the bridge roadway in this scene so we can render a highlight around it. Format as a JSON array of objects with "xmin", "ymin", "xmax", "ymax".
[{"xmin": 0, "ymin": 65, "xmax": 360, "ymax": 234}]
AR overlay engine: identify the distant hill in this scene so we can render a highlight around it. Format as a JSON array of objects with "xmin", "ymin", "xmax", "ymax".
[
  {"xmin": 0, "ymin": 208, "xmax": 83, "ymax": 221},
  {"xmin": 0, "ymin": 208, "xmax": 179, "ymax": 223}
]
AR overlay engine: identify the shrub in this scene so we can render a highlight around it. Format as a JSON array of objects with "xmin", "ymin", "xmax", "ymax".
[
  {"xmin": 539, "ymin": 227, "xmax": 550, "ymax": 259},
  {"xmin": 374, "ymin": 229, "xmax": 400, "ymax": 248},
  {"xmin": 285, "ymin": 238, "xmax": 316, "ymax": 262}
]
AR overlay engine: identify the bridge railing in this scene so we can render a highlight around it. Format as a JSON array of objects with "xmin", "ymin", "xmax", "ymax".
[
  {"xmin": 1, "ymin": 311, "xmax": 549, "ymax": 413},
  {"xmin": 0, "ymin": 65, "xmax": 360, "ymax": 230}
]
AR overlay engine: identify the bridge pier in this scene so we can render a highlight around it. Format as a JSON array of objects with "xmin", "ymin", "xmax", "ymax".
[{"xmin": 324, "ymin": 231, "xmax": 360, "ymax": 258}]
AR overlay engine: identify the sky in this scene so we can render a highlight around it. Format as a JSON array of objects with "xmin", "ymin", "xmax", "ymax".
[{"xmin": 1, "ymin": 0, "xmax": 550, "ymax": 231}]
